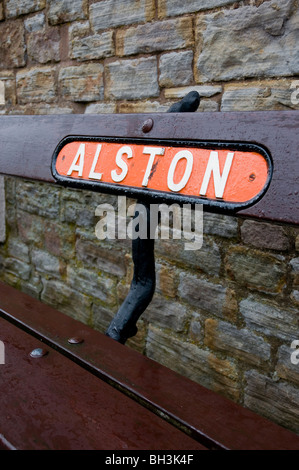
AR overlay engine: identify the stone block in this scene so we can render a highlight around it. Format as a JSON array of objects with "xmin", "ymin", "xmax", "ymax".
[
  {"xmin": 90, "ymin": 0, "xmax": 155, "ymax": 32},
  {"xmin": 221, "ymin": 81, "xmax": 299, "ymax": 111},
  {"xmin": 245, "ymin": 370, "xmax": 299, "ymax": 434},
  {"xmin": 164, "ymin": 85, "xmax": 222, "ymax": 99},
  {"xmin": 69, "ymin": 22, "xmax": 114, "ymax": 61},
  {"xmin": 41, "ymin": 278, "xmax": 92, "ymax": 324},
  {"xmin": 31, "ymin": 248, "xmax": 61, "ymax": 276},
  {"xmin": 27, "ymin": 27, "xmax": 60, "ymax": 64},
  {"xmin": 159, "ymin": 51, "xmax": 193, "ymax": 87},
  {"xmin": 240, "ymin": 296, "xmax": 298, "ymax": 342},
  {"xmin": 241, "ymin": 219, "xmax": 290, "ymax": 251},
  {"xmin": 0, "ymin": 20, "xmax": 25, "ymax": 68},
  {"xmin": 17, "ymin": 66, "xmax": 56, "ymax": 103},
  {"xmin": 67, "ymin": 265, "xmax": 116, "ymax": 305},
  {"xmin": 76, "ymin": 237, "xmax": 126, "ymax": 277},
  {"xmin": 146, "ymin": 326, "xmax": 239, "ymax": 400},
  {"xmin": 5, "ymin": 0, "xmax": 45, "ymax": 18},
  {"xmin": 105, "ymin": 57, "xmax": 159, "ymax": 100},
  {"xmin": 156, "ymin": 237, "xmax": 221, "ymax": 276},
  {"xmin": 143, "ymin": 295, "xmax": 188, "ymax": 332},
  {"xmin": 276, "ymin": 344, "xmax": 299, "ymax": 386},
  {"xmin": 48, "ymin": 0, "xmax": 88, "ymax": 25},
  {"xmin": 205, "ymin": 318, "xmax": 271, "ymax": 367},
  {"xmin": 15, "ymin": 180, "xmax": 60, "ymax": 218},
  {"xmin": 158, "ymin": 0, "xmax": 238, "ymax": 18},
  {"xmin": 116, "ymin": 17, "xmax": 193, "ymax": 56},
  {"xmin": 59, "ymin": 64, "xmax": 104, "ymax": 102},
  {"xmin": 195, "ymin": 0, "xmax": 299, "ymax": 82},
  {"xmin": 203, "ymin": 212, "xmax": 238, "ymax": 239},
  {"xmin": 225, "ymin": 246, "xmax": 286, "ymax": 293},
  {"xmin": 178, "ymin": 273, "xmax": 227, "ymax": 317}
]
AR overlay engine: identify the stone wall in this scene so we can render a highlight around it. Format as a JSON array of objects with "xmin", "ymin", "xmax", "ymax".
[{"xmin": 0, "ymin": 0, "xmax": 299, "ymax": 434}]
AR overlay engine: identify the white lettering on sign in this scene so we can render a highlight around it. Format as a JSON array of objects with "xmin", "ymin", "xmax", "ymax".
[
  {"xmin": 142, "ymin": 147, "xmax": 165, "ymax": 187},
  {"xmin": 67, "ymin": 143, "xmax": 85, "ymax": 177},
  {"xmin": 111, "ymin": 145, "xmax": 133, "ymax": 182},
  {"xmin": 167, "ymin": 150, "xmax": 193, "ymax": 192},
  {"xmin": 200, "ymin": 151, "xmax": 234, "ymax": 199},
  {"xmin": 89, "ymin": 144, "xmax": 103, "ymax": 180}
]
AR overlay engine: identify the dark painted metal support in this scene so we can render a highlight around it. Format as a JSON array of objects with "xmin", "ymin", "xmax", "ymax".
[{"xmin": 105, "ymin": 92, "xmax": 200, "ymax": 344}]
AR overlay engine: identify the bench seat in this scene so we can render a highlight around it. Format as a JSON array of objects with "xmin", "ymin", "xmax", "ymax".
[{"xmin": 0, "ymin": 281, "xmax": 298, "ymax": 450}]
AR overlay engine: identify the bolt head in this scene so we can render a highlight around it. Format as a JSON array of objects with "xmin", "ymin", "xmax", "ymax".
[
  {"xmin": 68, "ymin": 337, "xmax": 84, "ymax": 345},
  {"xmin": 142, "ymin": 118, "xmax": 154, "ymax": 133},
  {"xmin": 29, "ymin": 348, "xmax": 48, "ymax": 358}
]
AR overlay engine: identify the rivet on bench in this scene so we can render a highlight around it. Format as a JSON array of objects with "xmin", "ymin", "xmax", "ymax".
[
  {"xmin": 29, "ymin": 348, "xmax": 48, "ymax": 358},
  {"xmin": 68, "ymin": 337, "xmax": 84, "ymax": 345}
]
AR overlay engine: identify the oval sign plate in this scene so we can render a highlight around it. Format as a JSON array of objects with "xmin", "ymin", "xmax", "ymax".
[{"xmin": 52, "ymin": 137, "xmax": 272, "ymax": 211}]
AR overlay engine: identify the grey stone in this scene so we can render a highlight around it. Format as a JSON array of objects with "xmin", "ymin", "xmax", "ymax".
[
  {"xmin": 48, "ymin": 0, "xmax": 88, "ymax": 25},
  {"xmin": 59, "ymin": 64, "xmax": 104, "ymax": 102},
  {"xmin": 195, "ymin": 0, "xmax": 299, "ymax": 82},
  {"xmin": 240, "ymin": 296, "xmax": 299, "ymax": 342},
  {"xmin": 291, "ymin": 290, "xmax": 299, "ymax": 305},
  {"xmin": 5, "ymin": 0, "xmax": 45, "ymax": 18},
  {"xmin": 85, "ymin": 102, "xmax": 117, "ymax": 114},
  {"xmin": 90, "ymin": 0, "xmax": 154, "ymax": 32},
  {"xmin": 105, "ymin": 58, "xmax": 159, "ymax": 100},
  {"xmin": 7, "ymin": 238, "xmax": 29, "ymax": 262},
  {"xmin": 76, "ymin": 238, "xmax": 126, "ymax": 277},
  {"xmin": 24, "ymin": 13, "xmax": 45, "ymax": 32},
  {"xmin": 164, "ymin": 85, "xmax": 222, "ymax": 99},
  {"xmin": 4, "ymin": 257, "xmax": 31, "ymax": 280},
  {"xmin": 69, "ymin": 22, "xmax": 114, "ymax": 61},
  {"xmin": 41, "ymin": 278, "xmax": 92, "ymax": 324},
  {"xmin": 159, "ymin": 51, "xmax": 193, "ymax": 87},
  {"xmin": 179, "ymin": 273, "xmax": 227, "ymax": 317},
  {"xmin": 156, "ymin": 237, "xmax": 221, "ymax": 276},
  {"xmin": 226, "ymin": 247, "xmax": 286, "ymax": 293},
  {"xmin": 143, "ymin": 295, "xmax": 188, "ymax": 332},
  {"xmin": 205, "ymin": 319, "xmax": 271, "ymax": 367},
  {"xmin": 221, "ymin": 83, "xmax": 299, "ymax": 111},
  {"xmin": 67, "ymin": 265, "xmax": 116, "ymax": 304},
  {"xmin": 117, "ymin": 17, "xmax": 193, "ymax": 56},
  {"xmin": 146, "ymin": 326, "xmax": 239, "ymax": 400},
  {"xmin": 15, "ymin": 180, "xmax": 60, "ymax": 218},
  {"xmin": 31, "ymin": 248, "xmax": 61, "ymax": 276},
  {"xmin": 92, "ymin": 303, "xmax": 115, "ymax": 333},
  {"xmin": 16, "ymin": 67, "xmax": 56, "ymax": 103},
  {"xmin": 276, "ymin": 344, "xmax": 299, "ymax": 386},
  {"xmin": 245, "ymin": 370, "xmax": 299, "ymax": 434},
  {"xmin": 203, "ymin": 212, "xmax": 238, "ymax": 239},
  {"xmin": 159, "ymin": 0, "xmax": 239, "ymax": 17}
]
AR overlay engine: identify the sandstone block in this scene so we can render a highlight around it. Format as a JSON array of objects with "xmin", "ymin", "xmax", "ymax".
[
  {"xmin": 105, "ymin": 58, "xmax": 159, "ymax": 100},
  {"xmin": 195, "ymin": 0, "xmax": 299, "ymax": 82},
  {"xmin": 90, "ymin": 0, "xmax": 154, "ymax": 32},
  {"xmin": 17, "ymin": 66, "xmax": 56, "ymax": 103},
  {"xmin": 59, "ymin": 64, "xmax": 104, "ymax": 102},
  {"xmin": 116, "ymin": 17, "xmax": 193, "ymax": 56}
]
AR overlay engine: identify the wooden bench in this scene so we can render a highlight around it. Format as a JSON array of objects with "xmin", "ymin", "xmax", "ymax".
[{"xmin": 0, "ymin": 105, "xmax": 298, "ymax": 450}]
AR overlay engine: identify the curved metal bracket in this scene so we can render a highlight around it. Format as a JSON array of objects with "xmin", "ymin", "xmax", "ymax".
[{"xmin": 105, "ymin": 92, "xmax": 201, "ymax": 344}]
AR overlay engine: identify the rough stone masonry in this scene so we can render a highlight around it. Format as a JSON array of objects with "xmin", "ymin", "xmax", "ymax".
[{"xmin": 0, "ymin": 0, "xmax": 299, "ymax": 434}]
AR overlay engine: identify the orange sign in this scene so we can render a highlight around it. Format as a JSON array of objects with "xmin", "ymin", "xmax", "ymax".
[{"xmin": 52, "ymin": 138, "xmax": 272, "ymax": 208}]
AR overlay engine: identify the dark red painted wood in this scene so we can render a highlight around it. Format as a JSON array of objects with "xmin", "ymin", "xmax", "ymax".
[
  {"xmin": 0, "ymin": 316, "xmax": 206, "ymax": 450},
  {"xmin": 0, "ymin": 111, "xmax": 298, "ymax": 224},
  {"xmin": 0, "ymin": 282, "xmax": 298, "ymax": 450}
]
